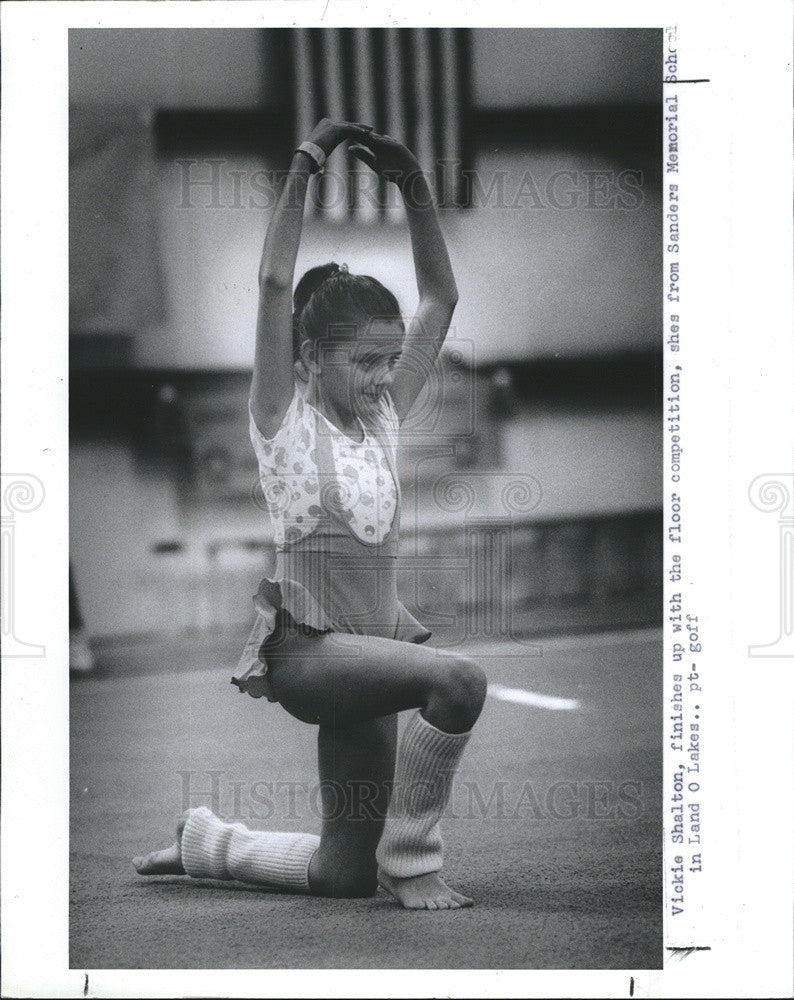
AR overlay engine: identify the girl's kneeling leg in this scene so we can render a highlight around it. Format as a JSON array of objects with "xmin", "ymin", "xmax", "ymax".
[
  {"xmin": 308, "ymin": 714, "xmax": 397, "ymax": 898},
  {"xmin": 266, "ymin": 632, "xmax": 486, "ymax": 907}
]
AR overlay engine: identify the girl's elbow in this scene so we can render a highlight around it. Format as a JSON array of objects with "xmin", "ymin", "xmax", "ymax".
[
  {"xmin": 442, "ymin": 275, "xmax": 459, "ymax": 306},
  {"xmin": 426, "ymin": 285, "xmax": 458, "ymax": 309},
  {"xmin": 259, "ymin": 271, "xmax": 291, "ymax": 292}
]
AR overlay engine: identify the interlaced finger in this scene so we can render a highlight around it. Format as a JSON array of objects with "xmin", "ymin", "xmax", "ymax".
[
  {"xmin": 339, "ymin": 121, "xmax": 376, "ymax": 136},
  {"xmin": 349, "ymin": 144, "xmax": 378, "ymax": 169}
]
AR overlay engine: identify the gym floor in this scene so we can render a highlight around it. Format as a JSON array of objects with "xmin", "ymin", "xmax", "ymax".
[{"xmin": 70, "ymin": 627, "xmax": 662, "ymax": 969}]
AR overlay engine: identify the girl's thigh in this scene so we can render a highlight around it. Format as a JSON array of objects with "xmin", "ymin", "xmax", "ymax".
[{"xmin": 264, "ymin": 630, "xmax": 453, "ymax": 727}]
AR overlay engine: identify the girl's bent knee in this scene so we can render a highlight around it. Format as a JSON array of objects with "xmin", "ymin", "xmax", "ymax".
[
  {"xmin": 435, "ymin": 655, "xmax": 487, "ymax": 730},
  {"xmin": 457, "ymin": 656, "xmax": 488, "ymax": 718}
]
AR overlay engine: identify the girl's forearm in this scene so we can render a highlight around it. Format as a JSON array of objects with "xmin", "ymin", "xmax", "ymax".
[
  {"xmin": 258, "ymin": 153, "xmax": 313, "ymax": 288},
  {"xmin": 400, "ymin": 169, "xmax": 458, "ymax": 304}
]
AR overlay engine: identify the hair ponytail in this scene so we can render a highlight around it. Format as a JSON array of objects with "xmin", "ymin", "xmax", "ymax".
[
  {"xmin": 292, "ymin": 262, "xmax": 340, "ymax": 364},
  {"xmin": 294, "ymin": 262, "xmax": 340, "ymax": 315}
]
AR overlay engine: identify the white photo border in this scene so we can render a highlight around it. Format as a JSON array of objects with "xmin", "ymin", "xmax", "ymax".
[{"xmin": 1, "ymin": 1, "xmax": 792, "ymax": 997}]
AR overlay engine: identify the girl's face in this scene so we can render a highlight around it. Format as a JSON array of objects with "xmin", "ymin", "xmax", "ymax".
[{"xmin": 310, "ymin": 317, "xmax": 404, "ymax": 421}]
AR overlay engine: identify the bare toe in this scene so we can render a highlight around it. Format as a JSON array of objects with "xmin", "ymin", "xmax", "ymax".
[
  {"xmin": 377, "ymin": 869, "xmax": 474, "ymax": 911},
  {"xmin": 133, "ymin": 842, "xmax": 184, "ymax": 876}
]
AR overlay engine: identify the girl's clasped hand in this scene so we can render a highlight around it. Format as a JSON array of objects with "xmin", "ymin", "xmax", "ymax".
[
  {"xmin": 303, "ymin": 117, "xmax": 420, "ymax": 183},
  {"xmin": 303, "ymin": 117, "xmax": 376, "ymax": 157}
]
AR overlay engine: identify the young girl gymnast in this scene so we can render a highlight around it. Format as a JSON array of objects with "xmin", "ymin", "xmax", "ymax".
[{"xmin": 134, "ymin": 118, "xmax": 487, "ymax": 910}]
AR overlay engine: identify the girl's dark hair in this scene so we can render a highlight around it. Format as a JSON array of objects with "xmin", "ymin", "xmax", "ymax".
[{"xmin": 292, "ymin": 263, "xmax": 403, "ymax": 363}]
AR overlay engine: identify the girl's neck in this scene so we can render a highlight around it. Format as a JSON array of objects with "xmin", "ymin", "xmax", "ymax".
[{"xmin": 308, "ymin": 375, "xmax": 364, "ymax": 442}]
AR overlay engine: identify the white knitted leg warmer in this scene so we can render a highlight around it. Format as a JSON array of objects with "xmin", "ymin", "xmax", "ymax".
[
  {"xmin": 376, "ymin": 711, "xmax": 471, "ymax": 879},
  {"xmin": 180, "ymin": 806, "xmax": 320, "ymax": 892}
]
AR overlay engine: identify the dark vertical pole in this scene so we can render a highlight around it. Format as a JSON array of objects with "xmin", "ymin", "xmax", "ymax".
[
  {"xmin": 455, "ymin": 27, "xmax": 472, "ymax": 209},
  {"xmin": 260, "ymin": 28, "xmax": 296, "ymax": 163},
  {"xmin": 399, "ymin": 28, "xmax": 417, "ymax": 156},
  {"xmin": 370, "ymin": 29, "xmax": 388, "ymax": 220},
  {"xmin": 427, "ymin": 28, "xmax": 444, "ymax": 206},
  {"xmin": 340, "ymin": 28, "xmax": 357, "ymax": 219}
]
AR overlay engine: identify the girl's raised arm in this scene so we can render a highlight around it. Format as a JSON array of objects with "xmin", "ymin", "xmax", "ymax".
[
  {"xmin": 251, "ymin": 119, "xmax": 374, "ymax": 438},
  {"xmin": 350, "ymin": 136, "xmax": 459, "ymax": 423}
]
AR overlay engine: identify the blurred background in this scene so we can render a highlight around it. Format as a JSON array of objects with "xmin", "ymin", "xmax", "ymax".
[{"xmin": 69, "ymin": 28, "xmax": 663, "ymax": 663}]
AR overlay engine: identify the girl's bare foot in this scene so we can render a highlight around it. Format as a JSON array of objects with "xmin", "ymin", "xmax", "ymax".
[
  {"xmin": 133, "ymin": 812, "xmax": 188, "ymax": 876},
  {"xmin": 377, "ymin": 869, "xmax": 473, "ymax": 910}
]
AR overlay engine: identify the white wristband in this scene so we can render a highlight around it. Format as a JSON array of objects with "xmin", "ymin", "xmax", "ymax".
[{"xmin": 295, "ymin": 141, "xmax": 326, "ymax": 175}]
